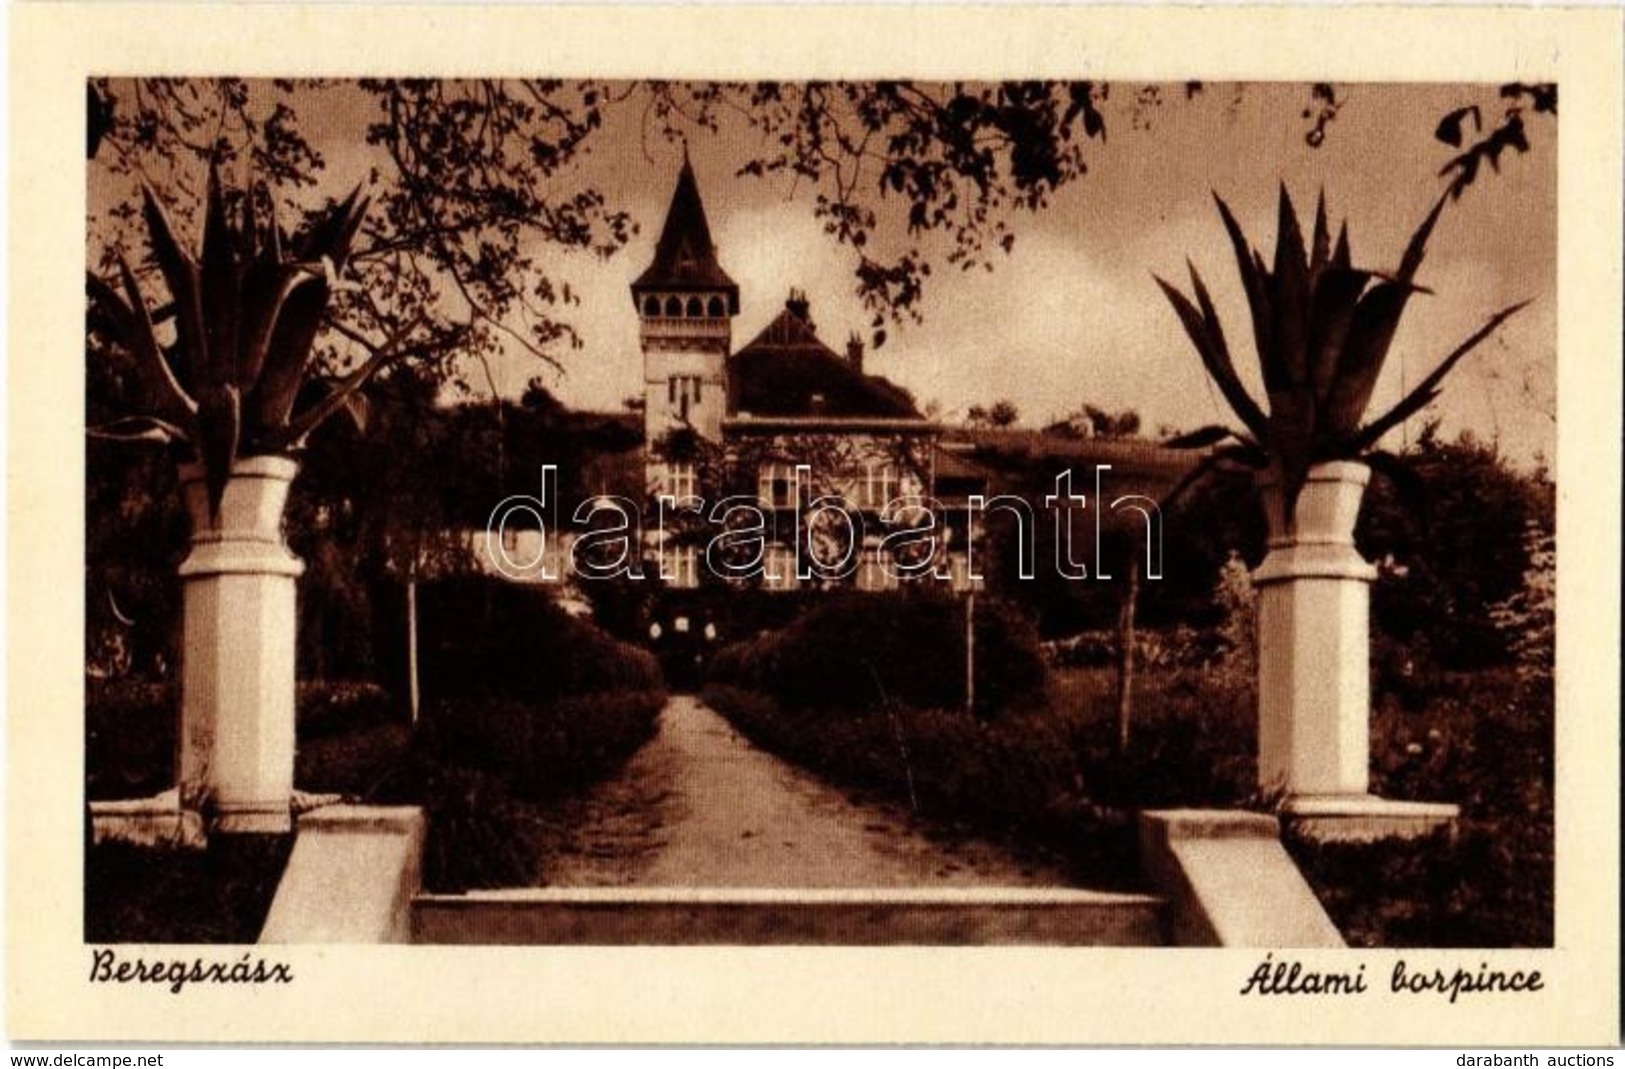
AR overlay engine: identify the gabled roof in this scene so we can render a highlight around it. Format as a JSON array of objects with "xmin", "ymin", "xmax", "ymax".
[
  {"xmin": 631, "ymin": 156, "xmax": 739, "ymax": 308},
  {"xmin": 728, "ymin": 300, "xmax": 922, "ymax": 420}
]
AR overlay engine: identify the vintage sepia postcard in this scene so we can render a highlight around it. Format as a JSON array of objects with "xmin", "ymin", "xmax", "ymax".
[{"xmin": 8, "ymin": 1, "xmax": 1623, "ymax": 1047}]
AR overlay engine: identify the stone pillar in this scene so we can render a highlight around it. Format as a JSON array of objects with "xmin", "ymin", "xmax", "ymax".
[
  {"xmin": 1253, "ymin": 461, "xmax": 1457, "ymax": 842},
  {"xmin": 176, "ymin": 456, "xmax": 304, "ymax": 834},
  {"xmin": 1252, "ymin": 462, "xmax": 1377, "ymax": 797}
]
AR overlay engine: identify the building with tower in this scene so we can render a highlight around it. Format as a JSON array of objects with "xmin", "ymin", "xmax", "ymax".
[{"xmin": 631, "ymin": 157, "xmax": 975, "ymax": 591}]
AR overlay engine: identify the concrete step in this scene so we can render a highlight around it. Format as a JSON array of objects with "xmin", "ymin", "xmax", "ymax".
[{"xmin": 412, "ymin": 886, "xmax": 1167, "ymax": 945}]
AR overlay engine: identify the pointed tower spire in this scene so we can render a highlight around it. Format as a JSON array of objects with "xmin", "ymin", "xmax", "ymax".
[{"xmin": 631, "ymin": 155, "xmax": 739, "ymax": 311}]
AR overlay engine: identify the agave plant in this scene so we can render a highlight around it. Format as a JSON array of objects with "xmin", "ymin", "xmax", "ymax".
[
  {"xmin": 1156, "ymin": 185, "xmax": 1529, "ymax": 517},
  {"xmin": 86, "ymin": 169, "xmax": 398, "ymax": 516}
]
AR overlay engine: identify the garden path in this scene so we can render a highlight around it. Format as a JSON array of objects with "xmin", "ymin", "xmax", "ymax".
[{"xmin": 540, "ymin": 695, "xmax": 1068, "ymax": 888}]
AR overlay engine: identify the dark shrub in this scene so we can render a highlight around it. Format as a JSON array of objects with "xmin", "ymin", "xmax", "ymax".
[
  {"xmin": 87, "ymin": 678, "xmax": 401, "ymax": 800},
  {"xmin": 711, "ymin": 591, "xmax": 1046, "ymax": 719},
  {"xmin": 85, "ymin": 679, "xmax": 176, "ymax": 801},
  {"xmin": 415, "ymin": 576, "xmax": 663, "ymax": 702},
  {"xmin": 85, "ymin": 834, "xmax": 291, "ymax": 943},
  {"xmin": 381, "ymin": 686, "xmax": 665, "ymax": 892},
  {"xmin": 296, "ymin": 680, "xmax": 394, "ymax": 737},
  {"xmin": 418, "ymin": 688, "xmax": 665, "ymax": 800},
  {"xmin": 1290, "ymin": 665, "xmax": 1553, "ymax": 946}
]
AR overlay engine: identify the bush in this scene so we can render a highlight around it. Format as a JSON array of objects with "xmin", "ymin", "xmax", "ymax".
[
  {"xmin": 1058, "ymin": 668, "xmax": 1256, "ymax": 810},
  {"xmin": 415, "ymin": 577, "xmax": 663, "ymax": 702},
  {"xmin": 86, "ymin": 678, "xmax": 402, "ymax": 800},
  {"xmin": 297, "ymin": 680, "xmax": 395, "ymax": 737},
  {"xmin": 349, "ymin": 685, "xmax": 666, "ymax": 892},
  {"xmin": 710, "ymin": 591, "xmax": 1046, "ymax": 720},
  {"xmin": 1289, "ymin": 665, "xmax": 1553, "ymax": 946},
  {"xmin": 418, "ymin": 688, "xmax": 666, "ymax": 800},
  {"xmin": 86, "ymin": 679, "xmax": 176, "ymax": 801},
  {"xmin": 85, "ymin": 834, "xmax": 291, "ymax": 944}
]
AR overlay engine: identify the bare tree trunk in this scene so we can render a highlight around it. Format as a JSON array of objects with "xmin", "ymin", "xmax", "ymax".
[{"xmin": 1115, "ymin": 553, "xmax": 1140, "ymax": 754}]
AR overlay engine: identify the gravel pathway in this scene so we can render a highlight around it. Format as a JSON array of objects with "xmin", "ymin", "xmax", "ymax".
[{"xmin": 541, "ymin": 695, "xmax": 1068, "ymax": 888}]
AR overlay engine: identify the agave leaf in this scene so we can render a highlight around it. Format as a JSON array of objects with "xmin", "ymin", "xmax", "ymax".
[
  {"xmin": 1184, "ymin": 261, "xmax": 1270, "ymax": 439},
  {"xmin": 1212, "ymin": 193, "xmax": 1273, "ymax": 372},
  {"xmin": 87, "ymin": 267, "xmax": 200, "ymax": 436},
  {"xmin": 1266, "ymin": 386, "xmax": 1317, "ymax": 514},
  {"xmin": 1350, "ymin": 299, "xmax": 1531, "ymax": 453},
  {"xmin": 248, "ymin": 272, "xmax": 330, "ymax": 436},
  {"xmin": 1154, "ymin": 274, "xmax": 1268, "ymax": 440},
  {"xmin": 1321, "ymin": 280, "xmax": 1417, "ymax": 436},
  {"xmin": 1332, "ymin": 220, "xmax": 1351, "ymax": 269},
  {"xmin": 292, "ymin": 186, "xmax": 369, "ymax": 273},
  {"xmin": 113, "ymin": 258, "xmax": 198, "ymax": 427},
  {"xmin": 86, "ymin": 415, "xmax": 191, "ymax": 444},
  {"xmin": 1270, "ymin": 186, "xmax": 1311, "ymax": 389},
  {"xmin": 238, "ymin": 263, "xmax": 322, "ymax": 397},
  {"xmin": 1158, "ymin": 440, "xmax": 1268, "ymax": 509},
  {"xmin": 1164, "ymin": 424, "xmax": 1244, "ymax": 450},
  {"xmin": 1398, "ymin": 191, "xmax": 1448, "ymax": 282},
  {"xmin": 266, "ymin": 198, "xmax": 284, "ymax": 262},
  {"xmin": 1305, "ymin": 267, "xmax": 1374, "ymax": 405},
  {"xmin": 140, "ymin": 183, "xmax": 211, "ymax": 392},
  {"xmin": 195, "ymin": 383, "xmax": 242, "ymax": 516},
  {"xmin": 240, "ymin": 183, "xmax": 259, "ymax": 263},
  {"xmin": 200, "ymin": 166, "xmax": 243, "ymax": 392},
  {"xmin": 339, "ymin": 390, "xmax": 371, "ymax": 434},
  {"xmin": 267, "ymin": 316, "xmax": 420, "ymax": 451},
  {"xmin": 1308, "ymin": 189, "xmax": 1331, "ymax": 281}
]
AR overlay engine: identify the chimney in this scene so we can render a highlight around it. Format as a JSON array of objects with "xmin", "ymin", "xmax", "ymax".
[
  {"xmin": 785, "ymin": 288, "xmax": 811, "ymax": 323},
  {"xmin": 846, "ymin": 331, "xmax": 865, "ymax": 374}
]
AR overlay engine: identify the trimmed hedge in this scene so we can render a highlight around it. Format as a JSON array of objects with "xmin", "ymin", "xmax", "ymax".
[
  {"xmin": 399, "ymin": 687, "xmax": 666, "ymax": 891},
  {"xmin": 416, "ymin": 576, "xmax": 662, "ymax": 701},
  {"xmin": 418, "ymin": 688, "xmax": 667, "ymax": 801},
  {"xmin": 709, "ymin": 591, "xmax": 1046, "ymax": 720}
]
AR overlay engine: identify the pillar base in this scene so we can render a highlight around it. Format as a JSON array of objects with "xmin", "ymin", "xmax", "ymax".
[
  {"xmin": 89, "ymin": 789, "xmax": 208, "ymax": 849},
  {"xmin": 1281, "ymin": 794, "xmax": 1459, "ymax": 844},
  {"xmin": 213, "ymin": 801, "xmax": 296, "ymax": 835}
]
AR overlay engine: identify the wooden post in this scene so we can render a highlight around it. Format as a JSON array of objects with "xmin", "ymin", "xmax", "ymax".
[
  {"xmin": 1116, "ymin": 552, "xmax": 1140, "ymax": 753},
  {"xmin": 406, "ymin": 576, "xmax": 420, "ymax": 725},
  {"xmin": 965, "ymin": 589, "xmax": 976, "ymax": 717}
]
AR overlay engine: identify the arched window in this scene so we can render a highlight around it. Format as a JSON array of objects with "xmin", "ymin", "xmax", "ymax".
[
  {"xmin": 643, "ymin": 295, "xmax": 660, "ymax": 316},
  {"xmin": 707, "ymin": 296, "xmax": 725, "ymax": 317},
  {"xmin": 664, "ymin": 296, "xmax": 682, "ymax": 317},
  {"xmin": 686, "ymin": 297, "xmax": 703, "ymax": 317}
]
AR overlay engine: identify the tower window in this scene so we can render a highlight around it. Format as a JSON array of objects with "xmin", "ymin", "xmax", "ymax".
[
  {"xmin": 707, "ymin": 296, "xmax": 725, "ymax": 317},
  {"xmin": 669, "ymin": 375, "xmax": 703, "ymax": 421},
  {"xmin": 686, "ymin": 297, "xmax": 703, "ymax": 317},
  {"xmin": 643, "ymin": 295, "xmax": 660, "ymax": 316},
  {"xmin": 664, "ymin": 296, "xmax": 682, "ymax": 317}
]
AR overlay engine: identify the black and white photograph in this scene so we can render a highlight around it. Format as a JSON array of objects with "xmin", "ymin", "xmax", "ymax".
[{"xmin": 9, "ymin": 2, "xmax": 1622, "ymax": 1048}]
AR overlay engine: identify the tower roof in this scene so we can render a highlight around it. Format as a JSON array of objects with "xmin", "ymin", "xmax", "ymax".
[{"xmin": 631, "ymin": 156, "xmax": 739, "ymax": 310}]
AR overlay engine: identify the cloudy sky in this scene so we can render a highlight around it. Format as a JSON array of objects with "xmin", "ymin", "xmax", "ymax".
[
  {"xmin": 123, "ymin": 81, "xmax": 1561, "ymax": 467},
  {"xmin": 554, "ymin": 83, "xmax": 1553, "ymax": 465}
]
